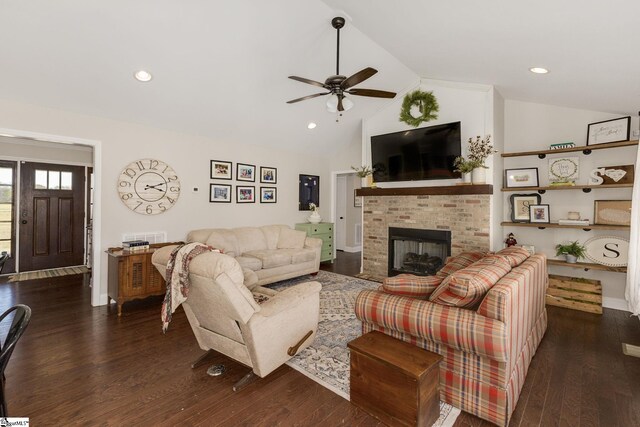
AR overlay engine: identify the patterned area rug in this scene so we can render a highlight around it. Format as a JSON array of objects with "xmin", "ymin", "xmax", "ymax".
[
  {"xmin": 8, "ymin": 265, "xmax": 90, "ymax": 282},
  {"xmin": 272, "ymin": 271, "xmax": 461, "ymax": 427}
]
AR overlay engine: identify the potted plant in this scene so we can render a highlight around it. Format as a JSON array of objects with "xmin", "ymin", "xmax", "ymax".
[
  {"xmin": 307, "ymin": 203, "xmax": 321, "ymax": 224},
  {"xmin": 466, "ymin": 135, "xmax": 497, "ymax": 184},
  {"xmin": 351, "ymin": 165, "xmax": 376, "ymax": 188},
  {"xmin": 453, "ymin": 156, "xmax": 478, "ymax": 184},
  {"xmin": 555, "ymin": 241, "xmax": 586, "ymax": 264}
]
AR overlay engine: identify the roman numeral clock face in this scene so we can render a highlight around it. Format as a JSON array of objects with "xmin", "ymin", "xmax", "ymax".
[{"xmin": 118, "ymin": 159, "xmax": 180, "ymax": 215}]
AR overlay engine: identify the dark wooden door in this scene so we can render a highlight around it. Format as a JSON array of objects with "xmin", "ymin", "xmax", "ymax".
[{"xmin": 19, "ymin": 162, "xmax": 85, "ymax": 271}]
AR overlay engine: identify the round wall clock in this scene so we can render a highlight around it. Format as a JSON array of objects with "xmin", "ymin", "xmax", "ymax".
[{"xmin": 118, "ymin": 158, "xmax": 180, "ymax": 215}]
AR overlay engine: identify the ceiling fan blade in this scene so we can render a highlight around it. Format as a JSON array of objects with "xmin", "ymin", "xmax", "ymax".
[
  {"xmin": 288, "ymin": 76, "xmax": 329, "ymax": 89},
  {"xmin": 347, "ymin": 88, "xmax": 396, "ymax": 99},
  {"xmin": 337, "ymin": 96, "xmax": 344, "ymax": 112},
  {"xmin": 286, "ymin": 92, "xmax": 330, "ymax": 104},
  {"xmin": 341, "ymin": 67, "xmax": 378, "ymax": 90}
]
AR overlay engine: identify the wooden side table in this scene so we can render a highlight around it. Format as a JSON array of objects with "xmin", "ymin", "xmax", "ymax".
[
  {"xmin": 348, "ymin": 331, "xmax": 442, "ymax": 427},
  {"xmin": 106, "ymin": 242, "xmax": 180, "ymax": 316}
]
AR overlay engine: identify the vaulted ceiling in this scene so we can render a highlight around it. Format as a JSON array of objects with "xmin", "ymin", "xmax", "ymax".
[{"xmin": 0, "ymin": 1, "xmax": 636, "ymax": 156}]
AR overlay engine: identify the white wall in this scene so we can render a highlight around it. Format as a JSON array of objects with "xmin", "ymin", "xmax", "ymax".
[
  {"xmin": 0, "ymin": 136, "xmax": 93, "ymax": 165},
  {"xmin": 490, "ymin": 89, "xmax": 505, "ymax": 250},
  {"xmin": 0, "ymin": 99, "xmax": 333, "ymax": 305},
  {"xmin": 344, "ymin": 173, "xmax": 362, "ymax": 249},
  {"xmin": 363, "ymin": 78, "xmax": 495, "ymax": 187},
  {"xmin": 504, "ymin": 100, "xmax": 639, "ymax": 310}
]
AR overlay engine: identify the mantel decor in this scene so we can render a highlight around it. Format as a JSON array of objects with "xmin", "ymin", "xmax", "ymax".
[{"xmin": 399, "ymin": 90, "xmax": 439, "ymax": 127}]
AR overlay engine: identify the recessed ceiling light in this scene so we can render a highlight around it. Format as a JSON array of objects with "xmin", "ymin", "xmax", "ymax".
[
  {"xmin": 134, "ymin": 70, "xmax": 153, "ymax": 82},
  {"xmin": 529, "ymin": 67, "xmax": 549, "ymax": 74},
  {"xmin": 307, "ymin": 122, "xmax": 317, "ymax": 129}
]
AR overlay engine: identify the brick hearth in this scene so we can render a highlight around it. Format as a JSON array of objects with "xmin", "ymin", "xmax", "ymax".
[{"xmin": 362, "ymin": 194, "xmax": 491, "ymax": 280}]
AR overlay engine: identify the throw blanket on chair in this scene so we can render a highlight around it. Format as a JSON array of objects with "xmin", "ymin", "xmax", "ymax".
[{"xmin": 161, "ymin": 243, "xmax": 218, "ymax": 332}]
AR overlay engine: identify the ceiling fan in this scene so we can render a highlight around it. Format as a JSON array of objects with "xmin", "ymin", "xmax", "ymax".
[{"xmin": 287, "ymin": 16, "xmax": 396, "ymax": 113}]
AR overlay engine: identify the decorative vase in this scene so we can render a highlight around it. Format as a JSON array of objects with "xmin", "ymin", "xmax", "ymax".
[
  {"xmin": 462, "ymin": 172, "xmax": 472, "ymax": 185},
  {"xmin": 565, "ymin": 254, "xmax": 578, "ymax": 264},
  {"xmin": 471, "ymin": 168, "xmax": 486, "ymax": 184},
  {"xmin": 366, "ymin": 175, "xmax": 375, "ymax": 188},
  {"xmin": 308, "ymin": 210, "xmax": 321, "ymax": 224}
]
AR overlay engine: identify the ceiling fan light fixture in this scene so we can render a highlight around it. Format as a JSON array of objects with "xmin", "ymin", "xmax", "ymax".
[
  {"xmin": 342, "ymin": 96, "xmax": 354, "ymax": 111},
  {"xmin": 326, "ymin": 94, "xmax": 339, "ymax": 113}
]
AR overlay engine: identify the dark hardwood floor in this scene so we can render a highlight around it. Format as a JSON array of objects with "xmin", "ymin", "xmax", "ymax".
[{"xmin": 0, "ymin": 253, "xmax": 638, "ymax": 426}]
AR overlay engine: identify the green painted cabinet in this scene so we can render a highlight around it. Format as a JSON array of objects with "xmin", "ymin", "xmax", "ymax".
[{"xmin": 295, "ymin": 222, "xmax": 334, "ymax": 263}]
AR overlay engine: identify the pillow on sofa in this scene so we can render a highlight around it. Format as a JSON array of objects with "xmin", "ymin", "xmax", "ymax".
[
  {"xmin": 277, "ymin": 228, "xmax": 307, "ymax": 249},
  {"xmin": 435, "ymin": 251, "xmax": 486, "ymax": 280},
  {"xmin": 496, "ymin": 246, "xmax": 530, "ymax": 267},
  {"xmin": 382, "ymin": 274, "xmax": 443, "ymax": 298},
  {"xmin": 429, "ymin": 255, "xmax": 511, "ymax": 308}
]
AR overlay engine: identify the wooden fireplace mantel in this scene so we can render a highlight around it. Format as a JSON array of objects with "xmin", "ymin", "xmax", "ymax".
[{"xmin": 355, "ymin": 184, "xmax": 493, "ymax": 197}]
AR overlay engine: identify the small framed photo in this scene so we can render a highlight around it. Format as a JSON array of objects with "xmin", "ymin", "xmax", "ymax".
[
  {"xmin": 587, "ymin": 116, "xmax": 631, "ymax": 146},
  {"xmin": 510, "ymin": 193, "xmax": 542, "ymax": 222},
  {"xmin": 210, "ymin": 160, "xmax": 232, "ymax": 180},
  {"xmin": 209, "ymin": 184, "xmax": 231, "ymax": 203},
  {"xmin": 260, "ymin": 187, "xmax": 277, "ymax": 203},
  {"xmin": 354, "ymin": 189, "xmax": 362, "ymax": 207},
  {"xmin": 594, "ymin": 200, "xmax": 632, "ymax": 225},
  {"xmin": 529, "ymin": 204, "xmax": 550, "ymax": 223},
  {"xmin": 505, "ymin": 168, "xmax": 539, "ymax": 188},
  {"xmin": 236, "ymin": 186, "xmax": 255, "ymax": 203},
  {"xmin": 237, "ymin": 163, "xmax": 256, "ymax": 182},
  {"xmin": 260, "ymin": 166, "xmax": 277, "ymax": 184}
]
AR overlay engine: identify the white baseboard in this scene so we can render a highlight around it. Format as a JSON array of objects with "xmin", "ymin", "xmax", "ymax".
[
  {"xmin": 342, "ymin": 246, "xmax": 362, "ymax": 253},
  {"xmin": 603, "ymin": 297, "xmax": 629, "ymax": 312},
  {"xmin": 95, "ymin": 293, "xmax": 109, "ymax": 307}
]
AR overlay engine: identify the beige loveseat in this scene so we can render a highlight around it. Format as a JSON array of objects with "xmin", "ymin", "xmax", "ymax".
[{"xmin": 183, "ymin": 225, "xmax": 322, "ymax": 287}]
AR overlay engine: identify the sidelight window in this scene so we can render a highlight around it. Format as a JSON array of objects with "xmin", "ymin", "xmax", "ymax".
[{"xmin": 0, "ymin": 164, "xmax": 15, "ymax": 257}]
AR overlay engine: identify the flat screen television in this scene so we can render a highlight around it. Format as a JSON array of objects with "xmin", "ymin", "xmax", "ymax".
[{"xmin": 371, "ymin": 121, "xmax": 462, "ymax": 182}]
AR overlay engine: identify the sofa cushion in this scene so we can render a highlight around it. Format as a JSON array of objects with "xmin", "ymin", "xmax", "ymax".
[
  {"xmin": 236, "ymin": 256, "xmax": 262, "ymax": 271},
  {"xmin": 233, "ymin": 227, "xmax": 268, "ymax": 254},
  {"xmin": 205, "ymin": 229, "xmax": 240, "ymax": 256},
  {"xmin": 244, "ymin": 249, "xmax": 292, "ymax": 269},
  {"xmin": 429, "ymin": 255, "xmax": 511, "ymax": 308},
  {"xmin": 495, "ymin": 246, "xmax": 530, "ymax": 267},
  {"xmin": 260, "ymin": 225, "xmax": 288, "ymax": 249},
  {"xmin": 277, "ymin": 228, "xmax": 307, "ymax": 249},
  {"xmin": 283, "ymin": 248, "xmax": 316, "ymax": 264},
  {"xmin": 382, "ymin": 274, "xmax": 443, "ymax": 298},
  {"xmin": 436, "ymin": 251, "xmax": 486, "ymax": 279}
]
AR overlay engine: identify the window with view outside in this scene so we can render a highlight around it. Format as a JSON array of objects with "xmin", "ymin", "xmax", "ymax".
[
  {"xmin": 0, "ymin": 167, "xmax": 13, "ymax": 256},
  {"xmin": 35, "ymin": 169, "xmax": 73, "ymax": 190}
]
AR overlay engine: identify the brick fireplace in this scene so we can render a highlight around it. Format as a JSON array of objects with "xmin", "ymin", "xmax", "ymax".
[{"xmin": 359, "ymin": 186, "xmax": 492, "ymax": 280}]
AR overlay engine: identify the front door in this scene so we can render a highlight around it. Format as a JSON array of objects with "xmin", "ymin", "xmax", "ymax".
[{"xmin": 19, "ymin": 162, "xmax": 85, "ymax": 271}]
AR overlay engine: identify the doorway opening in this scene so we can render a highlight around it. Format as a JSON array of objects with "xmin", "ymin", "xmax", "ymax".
[{"xmin": 333, "ymin": 171, "xmax": 362, "ymax": 273}]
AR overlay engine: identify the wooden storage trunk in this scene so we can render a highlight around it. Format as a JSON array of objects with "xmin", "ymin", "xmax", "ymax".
[
  {"xmin": 348, "ymin": 331, "xmax": 442, "ymax": 426},
  {"xmin": 546, "ymin": 274, "xmax": 602, "ymax": 314}
]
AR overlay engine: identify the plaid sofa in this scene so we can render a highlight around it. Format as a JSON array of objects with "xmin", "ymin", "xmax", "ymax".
[{"xmin": 355, "ymin": 254, "xmax": 548, "ymax": 427}]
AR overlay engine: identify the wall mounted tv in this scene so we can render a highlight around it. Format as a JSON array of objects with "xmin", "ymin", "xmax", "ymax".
[{"xmin": 371, "ymin": 121, "xmax": 462, "ymax": 183}]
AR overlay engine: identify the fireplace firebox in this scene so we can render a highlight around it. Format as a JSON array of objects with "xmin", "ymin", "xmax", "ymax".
[{"xmin": 388, "ymin": 227, "xmax": 451, "ymax": 277}]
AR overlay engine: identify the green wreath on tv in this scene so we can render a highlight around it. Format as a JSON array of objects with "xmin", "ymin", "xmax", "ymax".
[{"xmin": 399, "ymin": 90, "xmax": 439, "ymax": 127}]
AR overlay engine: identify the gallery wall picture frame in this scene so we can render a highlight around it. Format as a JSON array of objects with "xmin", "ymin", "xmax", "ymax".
[
  {"xmin": 529, "ymin": 204, "xmax": 550, "ymax": 223},
  {"xmin": 209, "ymin": 184, "xmax": 232, "ymax": 203},
  {"xmin": 236, "ymin": 185, "xmax": 255, "ymax": 203},
  {"xmin": 260, "ymin": 187, "xmax": 277, "ymax": 203},
  {"xmin": 354, "ymin": 189, "xmax": 362, "ymax": 207},
  {"xmin": 587, "ymin": 116, "xmax": 631, "ymax": 146},
  {"xmin": 548, "ymin": 157, "xmax": 579, "ymax": 183},
  {"xmin": 237, "ymin": 163, "xmax": 256, "ymax": 182},
  {"xmin": 210, "ymin": 160, "xmax": 232, "ymax": 180},
  {"xmin": 260, "ymin": 166, "xmax": 277, "ymax": 184},
  {"xmin": 505, "ymin": 168, "xmax": 539, "ymax": 188},
  {"xmin": 593, "ymin": 200, "xmax": 632, "ymax": 226},
  {"xmin": 510, "ymin": 193, "xmax": 542, "ymax": 222}
]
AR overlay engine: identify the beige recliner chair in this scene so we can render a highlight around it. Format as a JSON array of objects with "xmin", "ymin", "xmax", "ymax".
[{"xmin": 152, "ymin": 246, "xmax": 322, "ymax": 390}]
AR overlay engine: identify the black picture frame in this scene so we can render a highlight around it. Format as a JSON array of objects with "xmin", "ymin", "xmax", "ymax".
[
  {"xmin": 236, "ymin": 163, "xmax": 256, "ymax": 182},
  {"xmin": 236, "ymin": 185, "xmax": 255, "ymax": 203},
  {"xmin": 210, "ymin": 160, "xmax": 232, "ymax": 180},
  {"xmin": 260, "ymin": 166, "xmax": 277, "ymax": 184},
  {"xmin": 209, "ymin": 184, "xmax": 232, "ymax": 203},
  {"xmin": 510, "ymin": 193, "xmax": 542, "ymax": 222},
  {"xmin": 298, "ymin": 174, "xmax": 319, "ymax": 211},
  {"xmin": 504, "ymin": 168, "xmax": 539, "ymax": 188},
  {"xmin": 260, "ymin": 187, "xmax": 277, "ymax": 203},
  {"xmin": 529, "ymin": 204, "xmax": 550, "ymax": 223},
  {"xmin": 587, "ymin": 116, "xmax": 631, "ymax": 146}
]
